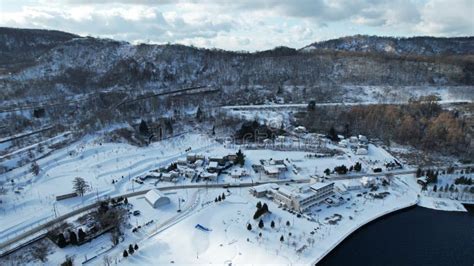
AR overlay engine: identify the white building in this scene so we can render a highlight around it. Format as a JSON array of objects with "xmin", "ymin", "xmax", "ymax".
[
  {"xmin": 356, "ymin": 148, "xmax": 368, "ymax": 155},
  {"xmin": 145, "ymin": 189, "xmax": 170, "ymax": 208},
  {"xmin": 207, "ymin": 161, "xmax": 219, "ymax": 173},
  {"xmin": 361, "ymin": 176, "xmax": 376, "ymax": 187},
  {"xmin": 249, "ymin": 183, "xmax": 279, "ymax": 198},
  {"xmin": 271, "ymin": 182, "xmax": 335, "ymax": 212},
  {"xmin": 342, "ymin": 179, "xmax": 362, "ymax": 191},
  {"xmin": 263, "ymin": 165, "xmax": 283, "ymax": 178},
  {"xmin": 358, "ymin": 135, "xmax": 368, "ymax": 143}
]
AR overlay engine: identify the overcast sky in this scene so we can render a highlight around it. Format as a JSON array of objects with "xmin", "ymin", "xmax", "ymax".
[{"xmin": 1, "ymin": 0, "xmax": 473, "ymax": 51}]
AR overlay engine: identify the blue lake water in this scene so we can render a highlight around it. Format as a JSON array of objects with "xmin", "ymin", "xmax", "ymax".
[{"xmin": 317, "ymin": 205, "xmax": 474, "ymax": 266}]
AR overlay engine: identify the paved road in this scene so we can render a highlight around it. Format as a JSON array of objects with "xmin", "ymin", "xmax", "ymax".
[
  {"xmin": 220, "ymin": 100, "xmax": 472, "ymax": 111},
  {"xmin": 0, "ymin": 179, "xmax": 309, "ymax": 257}
]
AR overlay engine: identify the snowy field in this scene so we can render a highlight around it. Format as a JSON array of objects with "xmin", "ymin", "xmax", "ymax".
[
  {"xmin": 0, "ymin": 132, "xmax": 400, "ymax": 247},
  {"xmin": 3, "ymin": 131, "xmax": 467, "ymax": 266},
  {"xmin": 115, "ymin": 176, "xmax": 418, "ymax": 265},
  {"xmin": 0, "ymin": 134, "xmax": 216, "ymax": 241}
]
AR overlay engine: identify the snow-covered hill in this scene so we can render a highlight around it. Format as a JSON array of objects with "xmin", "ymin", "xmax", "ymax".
[
  {"xmin": 1, "ymin": 28, "xmax": 473, "ymax": 102},
  {"xmin": 302, "ymin": 35, "xmax": 474, "ymax": 56}
]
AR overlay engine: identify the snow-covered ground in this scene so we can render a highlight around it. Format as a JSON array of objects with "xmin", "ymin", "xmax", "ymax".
[
  {"xmin": 114, "ymin": 176, "xmax": 418, "ymax": 265},
  {"xmin": 0, "ymin": 134, "xmax": 216, "ymax": 241},
  {"xmin": 417, "ymin": 196, "xmax": 467, "ymax": 212},
  {"xmin": 1, "ymin": 132, "xmax": 470, "ymax": 265}
]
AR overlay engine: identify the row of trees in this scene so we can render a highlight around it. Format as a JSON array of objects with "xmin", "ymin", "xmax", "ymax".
[
  {"xmin": 247, "ymin": 219, "xmax": 291, "ymax": 231},
  {"xmin": 123, "ymin": 244, "xmax": 139, "ymax": 257},
  {"xmin": 324, "ymin": 162, "xmax": 362, "ymax": 176},
  {"xmin": 214, "ymin": 193, "xmax": 226, "ymax": 202},
  {"xmin": 454, "ymin": 176, "xmax": 473, "ymax": 185},
  {"xmin": 56, "ymin": 228, "xmax": 87, "ymax": 248}
]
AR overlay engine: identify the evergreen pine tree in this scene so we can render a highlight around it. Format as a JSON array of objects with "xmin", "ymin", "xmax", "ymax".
[
  {"xmin": 69, "ymin": 230, "xmax": 78, "ymax": 245},
  {"xmin": 416, "ymin": 168, "xmax": 422, "ymax": 178},
  {"xmin": 123, "ymin": 250, "xmax": 128, "ymax": 258},
  {"xmin": 256, "ymin": 201, "xmax": 262, "ymax": 209},
  {"xmin": 280, "ymin": 235, "xmax": 284, "ymax": 242},
  {"xmin": 128, "ymin": 244, "xmax": 135, "ymax": 255},
  {"xmin": 271, "ymin": 220, "xmax": 275, "ymax": 228},
  {"xmin": 247, "ymin": 223, "xmax": 252, "ymax": 231},
  {"xmin": 328, "ymin": 127, "xmax": 338, "ymax": 141},
  {"xmin": 134, "ymin": 244, "xmax": 139, "ymax": 250},
  {"xmin": 222, "ymin": 193, "xmax": 225, "ymax": 200},
  {"xmin": 236, "ymin": 149, "xmax": 245, "ymax": 166},
  {"xmin": 258, "ymin": 219, "xmax": 264, "ymax": 229},
  {"xmin": 57, "ymin": 233, "xmax": 67, "ymax": 248},
  {"xmin": 78, "ymin": 228, "xmax": 86, "ymax": 242},
  {"xmin": 139, "ymin": 120, "xmax": 149, "ymax": 135}
]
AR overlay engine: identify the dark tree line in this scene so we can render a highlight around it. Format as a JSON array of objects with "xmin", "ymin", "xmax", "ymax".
[{"xmin": 298, "ymin": 100, "xmax": 472, "ymax": 158}]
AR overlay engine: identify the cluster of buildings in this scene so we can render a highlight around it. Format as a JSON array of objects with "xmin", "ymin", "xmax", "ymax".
[
  {"xmin": 250, "ymin": 182, "xmax": 335, "ymax": 213},
  {"xmin": 137, "ymin": 152, "xmax": 244, "ymax": 183},
  {"xmin": 252, "ymin": 158, "xmax": 288, "ymax": 179},
  {"xmin": 338, "ymin": 135, "xmax": 369, "ymax": 155}
]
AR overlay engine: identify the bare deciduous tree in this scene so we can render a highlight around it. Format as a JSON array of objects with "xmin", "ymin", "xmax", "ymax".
[{"xmin": 73, "ymin": 177, "xmax": 90, "ymax": 196}]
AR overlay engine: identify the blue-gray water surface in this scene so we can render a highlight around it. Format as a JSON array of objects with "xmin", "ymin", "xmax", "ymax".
[{"xmin": 317, "ymin": 205, "xmax": 474, "ymax": 266}]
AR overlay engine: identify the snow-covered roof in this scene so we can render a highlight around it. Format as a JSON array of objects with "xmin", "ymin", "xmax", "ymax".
[
  {"xmin": 201, "ymin": 172, "xmax": 218, "ymax": 178},
  {"xmin": 251, "ymin": 183, "xmax": 279, "ymax": 193},
  {"xmin": 343, "ymin": 179, "xmax": 362, "ymax": 188},
  {"xmin": 310, "ymin": 182, "xmax": 334, "ymax": 191},
  {"xmin": 264, "ymin": 165, "xmax": 280, "ymax": 174},
  {"xmin": 208, "ymin": 161, "xmax": 218, "ymax": 168},
  {"xmin": 145, "ymin": 189, "xmax": 166, "ymax": 204},
  {"xmin": 275, "ymin": 186, "xmax": 295, "ymax": 199}
]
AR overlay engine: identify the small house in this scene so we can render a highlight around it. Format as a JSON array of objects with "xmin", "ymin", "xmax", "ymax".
[
  {"xmin": 356, "ymin": 148, "xmax": 368, "ymax": 155},
  {"xmin": 207, "ymin": 161, "xmax": 219, "ymax": 173},
  {"xmin": 186, "ymin": 153, "xmax": 197, "ymax": 163},
  {"xmin": 358, "ymin": 135, "xmax": 368, "ymax": 143},
  {"xmin": 249, "ymin": 183, "xmax": 279, "ymax": 198},
  {"xmin": 201, "ymin": 171, "xmax": 218, "ymax": 181},
  {"xmin": 264, "ymin": 166, "xmax": 281, "ymax": 178}
]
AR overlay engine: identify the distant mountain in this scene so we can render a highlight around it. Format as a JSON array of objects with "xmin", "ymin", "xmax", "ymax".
[
  {"xmin": 302, "ymin": 35, "xmax": 474, "ymax": 56},
  {"xmin": 0, "ymin": 27, "xmax": 473, "ymax": 104}
]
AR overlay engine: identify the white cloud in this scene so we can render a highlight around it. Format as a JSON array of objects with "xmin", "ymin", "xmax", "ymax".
[
  {"xmin": 0, "ymin": 0, "xmax": 472, "ymax": 51},
  {"xmin": 416, "ymin": 0, "xmax": 474, "ymax": 36}
]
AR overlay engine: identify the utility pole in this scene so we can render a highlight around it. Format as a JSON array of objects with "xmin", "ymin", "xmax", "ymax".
[{"xmin": 177, "ymin": 197, "xmax": 181, "ymax": 212}]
